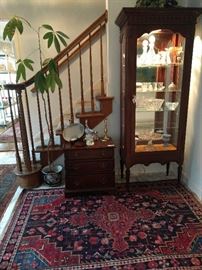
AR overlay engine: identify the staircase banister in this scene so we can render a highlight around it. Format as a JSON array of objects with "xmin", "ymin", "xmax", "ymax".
[
  {"xmin": 58, "ymin": 24, "xmax": 106, "ymax": 71},
  {"xmin": 3, "ymin": 80, "xmax": 33, "ymax": 91},
  {"xmin": 55, "ymin": 10, "xmax": 108, "ymax": 62}
]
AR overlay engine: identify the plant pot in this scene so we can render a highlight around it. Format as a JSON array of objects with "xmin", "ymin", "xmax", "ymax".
[
  {"xmin": 15, "ymin": 164, "xmax": 42, "ymax": 189},
  {"xmin": 42, "ymin": 164, "xmax": 63, "ymax": 186}
]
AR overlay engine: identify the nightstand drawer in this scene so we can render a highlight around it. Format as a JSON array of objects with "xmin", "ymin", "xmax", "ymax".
[
  {"xmin": 66, "ymin": 173, "xmax": 115, "ymax": 190},
  {"xmin": 66, "ymin": 160, "xmax": 114, "ymax": 173},
  {"xmin": 65, "ymin": 147, "xmax": 114, "ymax": 160}
]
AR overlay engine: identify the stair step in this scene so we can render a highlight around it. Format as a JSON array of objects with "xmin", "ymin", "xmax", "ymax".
[
  {"xmin": 35, "ymin": 145, "xmax": 63, "ymax": 153},
  {"xmin": 76, "ymin": 111, "xmax": 104, "ymax": 118},
  {"xmin": 76, "ymin": 96, "xmax": 113, "ymax": 128},
  {"xmin": 96, "ymin": 96, "xmax": 114, "ymax": 101}
]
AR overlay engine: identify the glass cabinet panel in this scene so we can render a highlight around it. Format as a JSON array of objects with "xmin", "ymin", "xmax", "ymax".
[{"xmin": 135, "ymin": 29, "xmax": 185, "ymax": 153}]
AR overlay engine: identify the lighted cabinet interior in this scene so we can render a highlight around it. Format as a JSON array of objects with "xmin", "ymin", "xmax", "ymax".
[
  {"xmin": 116, "ymin": 8, "xmax": 202, "ymax": 187},
  {"xmin": 135, "ymin": 30, "xmax": 184, "ymax": 153}
]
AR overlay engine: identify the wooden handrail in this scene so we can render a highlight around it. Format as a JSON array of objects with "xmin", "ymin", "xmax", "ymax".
[
  {"xmin": 58, "ymin": 24, "xmax": 106, "ymax": 71},
  {"xmin": 4, "ymin": 11, "xmax": 108, "ymax": 92},
  {"xmin": 55, "ymin": 11, "xmax": 107, "ymax": 62}
]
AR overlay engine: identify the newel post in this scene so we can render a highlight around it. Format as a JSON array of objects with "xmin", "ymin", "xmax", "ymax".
[
  {"xmin": 17, "ymin": 89, "xmax": 32, "ymax": 171},
  {"xmin": 15, "ymin": 88, "xmax": 42, "ymax": 188}
]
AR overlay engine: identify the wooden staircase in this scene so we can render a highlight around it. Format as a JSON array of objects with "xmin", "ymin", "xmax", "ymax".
[
  {"xmin": 3, "ymin": 11, "xmax": 114, "ymax": 174},
  {"xmin": 76, "ymin": 96, "xmax": 114, "ymax": 128}
]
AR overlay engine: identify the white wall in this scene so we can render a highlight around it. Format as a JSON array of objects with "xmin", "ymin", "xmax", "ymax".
[{"xmin": 182, "ymin": 0, "xmax": 202, "ymax": 200}]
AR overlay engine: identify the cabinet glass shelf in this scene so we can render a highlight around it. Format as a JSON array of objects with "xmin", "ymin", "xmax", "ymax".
[
  {"xmin": 136, "ymin": 108, "xmax": 179, "ymax": 112},
  {"xmin": 135, "ymin": 144, "xmax": 177, "ymax": 153},
  {"xmin": 136, "ymin": 90, "xmax": 181, "ymax": 93},
  {"xmin": 0, "ymin": 70, "xmax": 16, "ymax": 74},
  {"xmin": 137, "ymin": 63, "xmax": 183, "ymax": 68}
]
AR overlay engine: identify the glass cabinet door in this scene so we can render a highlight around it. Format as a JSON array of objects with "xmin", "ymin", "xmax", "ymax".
[{"xmin": 134, "ymin": 29, "xmax": 185, "ymax": 153}]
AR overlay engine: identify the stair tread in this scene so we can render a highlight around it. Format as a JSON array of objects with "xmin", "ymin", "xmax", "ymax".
[
  {"xmin": 96, "ymin": 96, "xmax": 114, "ymax": 101},
  {"xmin": 35, "ymin": 145, "xmax": 63, "ymax": 152},
  {"xmin": 76, "ymin": 111, "xmax": 104, "ymax": 118}
]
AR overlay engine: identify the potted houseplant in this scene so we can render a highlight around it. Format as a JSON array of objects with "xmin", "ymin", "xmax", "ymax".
[{"xmin": 3, "ymin": 16, "xmax": 69, "ymax": 186}]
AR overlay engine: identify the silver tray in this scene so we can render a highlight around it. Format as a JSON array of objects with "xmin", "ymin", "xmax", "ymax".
[{"xmin": 62, "ymin": 123, "xmax": 84, "ymax": 142}]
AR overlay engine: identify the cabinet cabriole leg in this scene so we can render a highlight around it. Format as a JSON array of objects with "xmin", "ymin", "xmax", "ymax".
[
  {"xmin": 126, "ymin": 168, "xmax": 130, "ymax": 191},
  {"xmin": 166, "ymin": 163, "xmax": 170, "ymax": 176},
  {"xmin": 178, "ymin": 164, "xmax": 182, "ymax": 184},
  {"xmin": 120, "ymin": 158, "xmax": 124, "ymax": 179}
]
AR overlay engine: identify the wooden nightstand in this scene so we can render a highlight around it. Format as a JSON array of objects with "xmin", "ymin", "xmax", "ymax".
[{"xmin": 64, "ymin": 139, "xmax": 115, "ymax": 194}]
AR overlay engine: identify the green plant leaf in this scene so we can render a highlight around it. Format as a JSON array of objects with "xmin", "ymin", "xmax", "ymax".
[
  {"xmin": 47, "ymin": 35, "xmax": 53, "ymax": 48},
  {"xmin": 42, "ymin": 58, "xmax": 51, "ymax": 67},
  {"xmin": 56, "ymin": 33, "xmax": 67, "ymax": 47},
  {"xmin": 46, "ymin": 59, "xmax": 61, "ymax": 91},
  {"xmin": 54, "ymin": 72, "xmax": 62, "ymax": 89},
  {"xmin": 35, "ymin": 71, "xmax": 48, "ymax": 93},
  {"xmin": 56, "ymin": 31, "xmax": 69, "ymax": 39},
  {"xmin": 43, "ymin": 32, "xmax": 54, "ymax": 48},
  {"xmin": 16, "ymin": 62, "xmax": 26, "ymax": 82},
  {"xmin": 23, "ymin": 58, "xmax": 34, "ymax": 71},
  {"xmin": 42, "ymin": 24, "xmax": 53, "ymax": 31},
  {"xmin": 3, "ymin": 17, "xmax": 24, "ymax": 41},
  {"xmin": 15, "ymin": 58, "xmax": 34, "ymax": 82},
  {"xmin": 3, "ymin": 18, "xmax": 16, "ymax": 41},
  {"xmin": 54, "ymin": 36, "xmax": 61, "ymax": 53},
  {"xmin": 48, "ymin": 59, "xmax": 57, "ymax": 73},
  {"xmin": 46, "ymin": 73, "xmax": 56, "ymax": 92},
  {"xmin": 16, "ymin": 19, "xmax": 23, "ymax": 34},
  {"xmin": 46, "ymin": 72, "xmax": 51, "ymax": 87},
  {"xmin": 43, "ymin": 32, "xmax": 53, "ymax": 40}
]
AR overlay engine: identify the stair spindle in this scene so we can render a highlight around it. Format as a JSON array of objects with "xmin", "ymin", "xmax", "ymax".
[
  {"xmin": 89, "ymin": 33, "xmax": 95, "ymax": 112},
  {"xmin": 7, "ymin": 89, "xmax": 22, "ymax": 172},
  {"xmin": 58, "ymin": 86, "xmax": 64, "ymax": 145},
  {"xmin": 24, "ymin": 88, "xmax": 36, "ymax": 164},
  {"xmin": 100, "ymin": 23, "xmax": 105, "ymax": 96},
  {"xmin": 79, "ymin": 43, "xmax": 85, "ymax": 113},
  {"xmin": 67, "ymin": 52, "xmax": 74, "ymax": 123},
  {"xmin": 46, "ymin": 91, "xmax": 55, "ymax": 146},
  {"xmin": 36, "ymin": 90, "xmax": 45, "ymax": 148}
]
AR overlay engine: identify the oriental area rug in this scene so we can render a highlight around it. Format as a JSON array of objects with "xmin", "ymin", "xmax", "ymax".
[
  {"xmin": 0, "ymin": 182, "xmax": 202, "ymax": 270},
  {"xmin": 0, "ymin": 164, "xmax": 17, "ymax": 220}
]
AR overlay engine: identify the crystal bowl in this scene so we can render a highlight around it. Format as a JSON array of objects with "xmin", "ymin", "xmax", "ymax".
[
  {"xmin": 165, "ymin": 102, "xmax": 179, "ymax": 111},
  {"xmin": 145, "ymin": 98, "xmax": 164, "ymax": 111}
]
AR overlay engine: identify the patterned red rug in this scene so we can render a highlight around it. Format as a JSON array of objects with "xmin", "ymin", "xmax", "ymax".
[
  {"xmin": 0, "ymin": 182, "xmax": 202, "ymax": 269},
  {"xmin": 0, "ymin": 164, "xmax": 17, "ymax": 220}
]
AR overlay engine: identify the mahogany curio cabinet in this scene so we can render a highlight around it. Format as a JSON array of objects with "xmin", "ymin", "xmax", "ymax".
[{"xmin": 115, "ymin": 8, "xmax": 202, "ymax": 187}]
